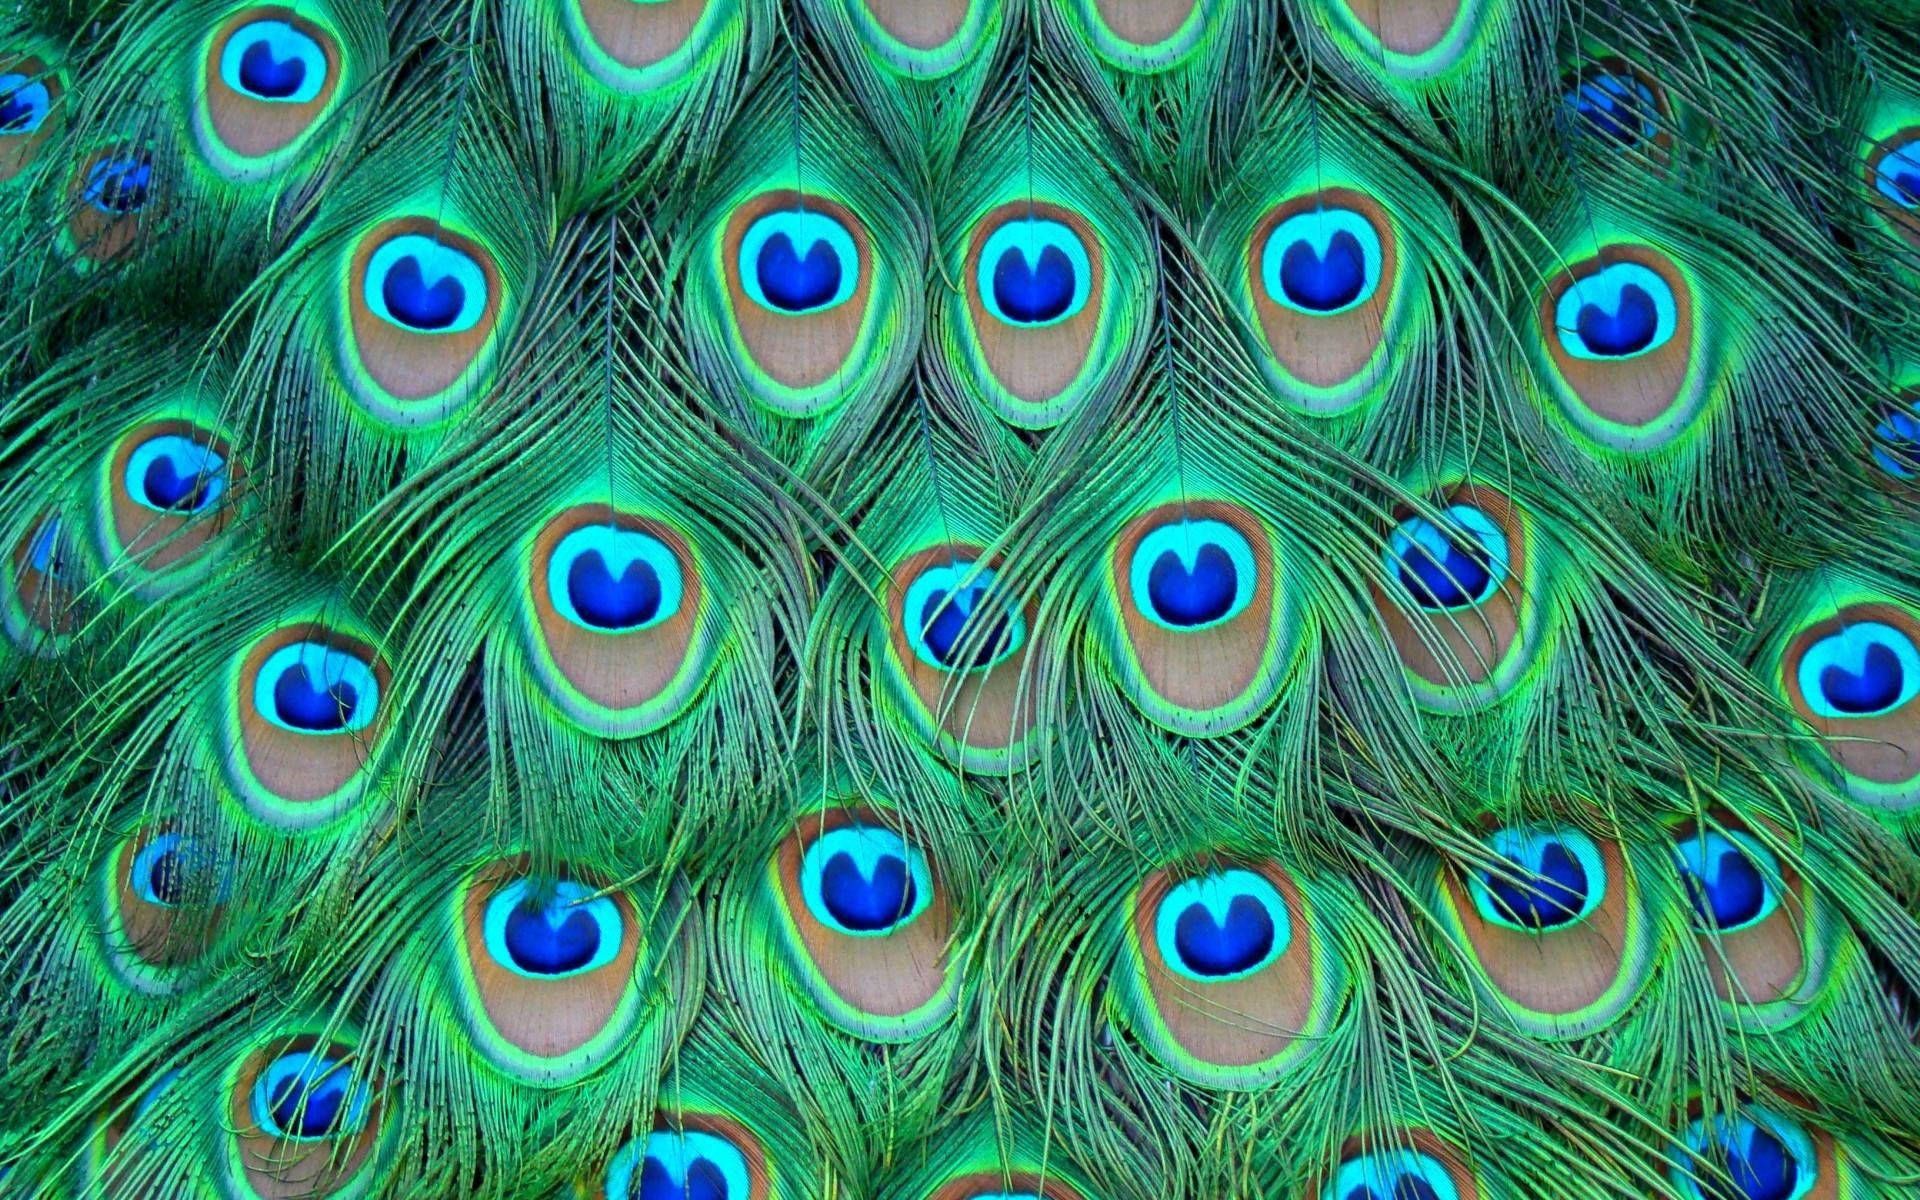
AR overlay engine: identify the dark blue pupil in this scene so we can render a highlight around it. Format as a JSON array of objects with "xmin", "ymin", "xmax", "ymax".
[
  {"xmin": 1397, "ymin": 527, "xmax": 1493, "ymax": 610},
  {"xmin": 1817, "ymin": 640, "xmax": 1905, "ymax": 715},
  {"xmin": 1482, "ymin": 841, "xmax": 1588, "ymax": 929},
  {"xmin": 0, "ymin": 85, "xmax": 40, "ymax": 132},
  {"xmin": 992, "ymin": 242, "xmax": 1076, "ymax": 324},
  {"xmin": 639, "ymin": 1154, "xmax": 728, "ymax": 1200},
  {"xmin": 567, "ymin": 550, "xmax": 662, "ymax": 630},
  {"xmin": 1573, "ymin": 76, "xmax": 1648, "ymax": 144},
  {"xmin": 144, "ymin": 847, "xmax": 186, "ymax": 906},
  {"xmin": 1173, "ymin": 895, "xmax": 1275, "ymax": 977},
  {"xmin": 1889, "ymin": 160, "xmax": 1920, "ymax": 208},
  {"xmin": 819, "ymin": 850, "xmax": 917, "ymax": 932},
  {"xmin": 88, "ymin": 157, "xmax": 151, "ymax": 214},
  {"xmin": 1702, "ymin": 1125, "xmax": 1797, "ymax": 1200},
  {"xmin": 1878, "ymin": 411, "xmax": 1920, "ymax": 470},
  {"xmin": 1147, "ymin": 544, "xmax": 1237, "ymax": 627},
  {"xmin": 1346, "ymin": 1175, "xmax": 1440, "ymax": 1200},
  {"xmin": 1280, "ymin": 228, "xmax": 1367, "ymax": 312},
  {"xmin": 1680, "ymin": 844, "xmax": 1767, "ymax": 930},
  {"xmin": 237, "ymin": 38, "xmax": 308, "ymax": 99},
  {"xmin": 503, "ymin": 897, "xmax": 601, "ymax": 975},
  {"xmin": 1576, "ymin": 282, "xmax": 1658, "ymax": 356},
  {"xmin": 755, "ymin": 229, "xmax": 841, "ymax": 312},
  {"xmin": 269, "ymin": 1065, "xmax": 349, "ymax": 1138},
  {"xmin": 381, "ymin": 254, "xmax": 466, "ymax": 331},
  {"xmin": 273, "ymin": 664, "xmax": 359, "ymax": 731},
  {"xmin": 919, "ymin": 586, "xmax": 1012, "ymax": 670},
  {"xmin": 142, "ymin": 451, "xmax": 214, "ymax": 511}
]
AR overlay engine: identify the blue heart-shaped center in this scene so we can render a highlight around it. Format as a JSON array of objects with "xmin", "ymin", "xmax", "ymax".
[
  {"xmin": 1682, "ymin": 846, "xmax": 1766, "ymax": 930},
  {"xmin": 1280, "ymin": 229, "xmax": 1367, "ymax": 312},
  {"xmin": 1818, "ymin": 640, "xmax": 1904, "ymax": 716},
  {"xmin": 269, "ymin": 1070, "xmax": 349, "ymax": 1139},
  {"xmin": 1572, "ymin": 78, "xmax": 1644, "ymax": 145},
  {"xmin": 820, "ymin": 850, "xmax": 917, "ymax": 932},
  {"xmin": 992, "ymin": 243, "xmax": 1076, "ymax": 324},
  {"xmin": 1347, "ymin": 1175, "xmax": 1440, "ymax": 1200},
  {"xmin": 1483, "ymin": 841, "xmax": 1588, "ymax": 930},
  {"xmin": 567, "ymin": 550, "xmax": 662, "ymax": 631},
  {"xmin": 1173, "ymin": 895, "xmax": 1275, "ymax": 977},
  {"xmin": 237, "ymin": 38, "xmax": 308, "ymax": 99},
  {"xmin": 639, "ymin": 1155, "xmax": 728, "ymax": 1200},
  {"xmin": 381, "ymin": 255, "xmax": 466, "ymax": 331},
  {"xmin": 1704, "ymin": 1125, "xmax": 1797, "ymax": 1200},
  {"xmin": 755, "ymin": 231, "xmax": 841, "ymax": 312},
  {"xmin": 1576, "ymin": 281, "xmax": 1658, "ymax": 356},
  {"xmin": 1146, "ymin": 544, "xmax": 1238, "ymax": 627},
  {"xmin": 146, "ymin": 846, "xmax": 185, "ymax": 906},
  {"xmin": 273, "ymin": 665, "xmax": 358, "ymax": 732},
  {"xmin": 503, "ymin": 899, "xmax": 601, "ymax": 975},
  {"xmin": 87, "ymin": 158, "xmax": 151, "ymax": 215},
  {"xmin": 142, "ymin": 454, "xmax": 213, "ymax": 511},
  {"xmin": 1398, "ymin": 535, "xmax": 1492, "ymax": 611},
  {"xmin": 1889, "ymin": 165, "xmax": 1920, "ymax": 209},
  {"xmin": 0, "ymin": 87, "xmax": 38, "ymax": 133},
  {"xmin": 919, "ymin": 587, "xmax": 1012, "ymax": 670}
]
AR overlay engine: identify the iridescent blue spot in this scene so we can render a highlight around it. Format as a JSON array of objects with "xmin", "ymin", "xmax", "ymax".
[
  {"xmin": 253, "ymin": 1051, "xmax": 368, "ymax": 1141},
  {"xmin": 1674, "ymin": 832, "xmax": 1775, "ymax": 932},
  {"xmin": 567, "ymin": 551, "xmax": 662, "ymax": 631},
  {"xmin": 1873, "ymin": 406, "xmax": 1920, "ymax": 479},
  {"xmin": 274, "ymin": 666, "xmax": 357, "ymax": 732},
  {"xmin": 1705, "ymin": 1122, "xmax": 1796, "ymax": 1200},
  {"xmin": 1347, "ymin": 1177, "xmax": 1441, "ymax": 1200},
  {"xmin": 1819, "ymin": 639, "xmax": 1904, "ymax": 715},
  {"xmin": 0, "ymin": 74, "xmax": 49, "ymax": 134},
  {"xmin": 1173, "ymin": 894, "xmax": 1276, "ymax": 977},
  {"xmin": 1569, "ymin": 73, "xmax": 1658, "ymax": 145},
  {"xmin": 504, "ymin": 895, "xmax": 602, "ymax": 975},
  {"xmin": 1147, "ymin": 543, "xmax": 1237, "ymax": 627},
  {"xmin": 992, "ymin": 241, "xmax": 1077, "ymax": 324},
  {"xmin": 1326, "ymin": 1152, "xmax": 1461, "ymax": 1200},
  {"xmin": 83, "ymin": 155, "xmax": 151, "ymax": 215},
  {"xmin": 1482, "ymin": 840, "xmax": 1587, "ymax": 930},
  {"xmin": 920, "ymin": 586, "xmax": 1013, "ymax": 670},
  {"xmin": 1281, "ymin": 229, "xmax": 1368, "ymax": 312},
  {"xmin": 381, "ymin": 254, "xmax": 466, "ymax": 331},
  {"xmin": 126, "ymin": 434, "xmax": 226, "ymax": 514},
  {"xmin": 255, "ymin": 642, "xmax": 379, "ymax": 735},
  {"xmin": 1877, "ymin": 140, "xmax": 1920, "ymax": 210},
  {"xmin": 820, "ymin": 849, "xmax": 917, "ymax": 932},
  {"xmin": 1681, "ymin": 1115, "xmax": 1813, "ymax": 1200},
  {"xmin": 1577, "ymin": 282, "xmax": 1659, "ymax": 356},
  {"xmin": 1797, "ymin": 621, "xmax": 1920, "ymax": 720},
  {"xmin": 640, "ymin": 1155, "xmax": 728, "ymax": 1200},
  {"xmin": 1386, "ymin": 506, "xmax": 1507, "ymax": 612},
  {"xmin": 756, "ymin": 231, "xmax": 843, "ymax": 312},
  {"xmin": 239, "ymin": 38, "xmax": 307, "ymax": 99}
]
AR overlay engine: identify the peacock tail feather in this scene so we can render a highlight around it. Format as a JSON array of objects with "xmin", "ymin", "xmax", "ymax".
[{"xmin": 6, "ymin": 1, "xmax": 1920, "ymax": 1199}]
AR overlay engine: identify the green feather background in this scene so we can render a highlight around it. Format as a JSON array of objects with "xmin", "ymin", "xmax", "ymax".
[{"xmin": 2, "ymin": 0, "xmax": 1920, "ymax": 1197}]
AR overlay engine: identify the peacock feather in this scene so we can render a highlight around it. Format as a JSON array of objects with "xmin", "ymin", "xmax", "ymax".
[{"xmin": 6, "ymin": 2, "xmax": 1920, "ymax": 1199}]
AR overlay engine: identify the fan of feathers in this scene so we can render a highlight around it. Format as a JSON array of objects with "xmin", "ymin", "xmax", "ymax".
[{"xmin": 3, "ymin": 0, "xmax": 1920, "ymax": 1196}]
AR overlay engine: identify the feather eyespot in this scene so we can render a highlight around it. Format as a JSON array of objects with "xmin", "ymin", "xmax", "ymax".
[
  {"xmin": 562, "ymin": 0, "xmax": 725, "ymax": 92},
  {"xmin": 1537, "ymin": 245, "xmax": 1702, "ymax": 447},
  {"xmin": 65, "ymin": 147, "xmax": 154, "ymax": 264},
  {"xmin": 1779, "ymin": 603, "xmax": 1920, "ymax": 808},
  {"xmin": 0, "ymin": 54, "xmax": 61, "ymax": 181},
  {"xmin": 100, "ymin": 421, "xmax": 243, "ymax": 581},
  {"xmin": 608, "ymin": 1130, "xmax": 750, "ymax": 1200},
  {"xmin": 197, "ymin": 7, "xmax": 343, "ymax": 178},
  {"xmin": 884, "ymin": 546, "xmax": 1037, "ymax": 772},
  {"xmin": 452, "ymin": 861, "xmax": 647, "ymax": 1083},
  {"xmin": 1438, "ymin": 822, "xmax": 1650, "ymax": 1037},
  {"xmin": 100, "ymin": 825, "xmax": 229, "ymax": 992},
  {"xmin": 222, "ymin": 1034, "xmax": 387, "ymax": 1199},
  {"xmin": 718, "ymin": 190, "xmax": 878, "ymax": 415},
  {"xmin": 341, "ymin": 217, "xmax": 504, "ymax": 424},
  {"xmin": 522, "ymin": 506, "xmax": 712, "ymax": 737},
  {"xmin": 1668, "ymin": 819, "xmax": 1826, "ymax": 1014},
  {"xmin": 1871, "ymin": 395, "xmax": 1920, "ymax": 481},
  {"xmin": 4, "ymin": 513, "xmax": 85, "ymax": 649},
  {"xmin": 1120, "ymin": 861, "xmax": 1343, "ymax": 1087},
  {"xmin": 225, "ymin": 623, "xmax": 391, "ymax": 826},
  {"xmin": 1672, "ymin": 1109, "xmax": 1819, "ymax": 1200},
  {"xmin": 1865, "ymin": 127, "xmax": 1920, "ymax": 253},
  {"xmin": 1074, "ymin": 0, "xmax": 1206, "ymax": 72},
  {"xmin": 1323, "ymin": 1148, "xmax": 1465, "ymax": 1200},
  {"xmin": 1104, "ymin": 501, "xmax": 1292, "ymax": 734},
  {"xmin": 1245, "ymin": 189, "xmax": 1400, "ymax": 412},
  {"xmin": 959, "ymin": 200, "xmax": 1112, "ymax": 428},
  {"xmin": 771, "ymin": 808, "xmax": 956, "ymax": 1038},
  {"xmin": 1564, "ymin": 60, "xmax": 1669, "ymax": 154},
  {"xmin": 1371, "ymin": 485, "xmax": 1537, "ymax": 709}
]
